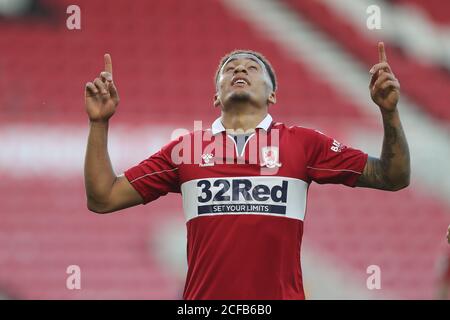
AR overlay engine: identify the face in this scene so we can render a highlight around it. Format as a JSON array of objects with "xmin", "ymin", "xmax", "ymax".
[{"xmin": 214, "ymin": 56, "xmax": 276, "ymax": 108}]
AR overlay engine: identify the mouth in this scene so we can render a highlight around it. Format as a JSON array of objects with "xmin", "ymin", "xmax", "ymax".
[{"xmin": 231, "ymin": 77, "xmax": 250, "ymax": 87}]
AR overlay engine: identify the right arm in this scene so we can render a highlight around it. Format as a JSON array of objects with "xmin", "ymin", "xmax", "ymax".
[{"xmin": 84, "ymin": 54, "xmax": 143, "ymax": 213}]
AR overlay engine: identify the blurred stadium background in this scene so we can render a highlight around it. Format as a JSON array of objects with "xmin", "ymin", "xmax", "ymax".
[{"xmin": 0, "ymin": 0, "xmax": 449, "ymax": 299}]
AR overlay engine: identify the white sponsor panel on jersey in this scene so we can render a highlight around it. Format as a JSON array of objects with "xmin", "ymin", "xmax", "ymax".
[{"xmin": 181, "ymin": 176, "xmax": 308, "ymax": 222}]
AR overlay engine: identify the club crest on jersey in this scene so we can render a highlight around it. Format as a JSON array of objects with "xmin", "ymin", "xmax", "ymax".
[
  {"xmin": 260, "ymin": 146, "xmax": 282, "ymax": 168},
  {"xmin": 200, "ymin": 153, "xmax": 214, "ymax": 167}
]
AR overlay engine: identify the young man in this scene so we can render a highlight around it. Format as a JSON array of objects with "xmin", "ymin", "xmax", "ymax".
[{"xmin": 84, "ymin": 43, "xmax": 410, "ymax": 299}]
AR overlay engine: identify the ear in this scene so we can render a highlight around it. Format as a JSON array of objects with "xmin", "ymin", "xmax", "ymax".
[
  {"xmin": 268, "ymin": 91, "xmax": 276, "ymax": 105},
  {"xmin": 214, "ymin": 94, "xmax": 221, "ymax": 107}
]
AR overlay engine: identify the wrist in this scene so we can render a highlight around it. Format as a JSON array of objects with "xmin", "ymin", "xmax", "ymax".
[
  {"xmin": 380, "ymin": 105, "xmax": 398, "ymax": 116},
  {"xmin": 89, "ymin": 119, "xmax": 109, "ymax": 127},
  {"xmin": 380, "ymin": 107, "xmax": 401, "ymax": 125}
]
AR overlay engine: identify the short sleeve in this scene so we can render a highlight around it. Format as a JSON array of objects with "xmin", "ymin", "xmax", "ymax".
[
  {"xmin": 124, "ymin": 139, "xmax": 181, "ymax": 204},
  {"xmin": 305, "ymin": 129, "xmax": 368, "ymax": 187}
]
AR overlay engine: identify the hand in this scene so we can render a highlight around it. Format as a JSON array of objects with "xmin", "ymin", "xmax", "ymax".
[
  {"xmin": 85, "ymin": 54, "xmax": 119, "ymax": 122},
  {"xmin": 369, "ymin": 42, "xmax": 400, "ymax": 112}
]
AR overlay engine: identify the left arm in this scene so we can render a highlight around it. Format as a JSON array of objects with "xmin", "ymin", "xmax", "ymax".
[
  {"xmin": 356, "ymin": 109, "xmax": 410, "ymax": 190},
  {"xmin": 356, "ymin": 42, "xmax": 410, "ymax": 191}
]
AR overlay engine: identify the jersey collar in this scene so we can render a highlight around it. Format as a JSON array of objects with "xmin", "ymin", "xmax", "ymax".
[{"xmin": 211, "ymin": 114, "xmax": 273, "ymax": 135}]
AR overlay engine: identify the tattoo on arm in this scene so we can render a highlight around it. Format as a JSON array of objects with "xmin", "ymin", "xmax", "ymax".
[
  {"xmin": 356, "ymin": 111, "xmax": 410, "ymax": 191},
  {"xmin": 356, "ymin": 156, "xmax": 395, "ymax": 190}
]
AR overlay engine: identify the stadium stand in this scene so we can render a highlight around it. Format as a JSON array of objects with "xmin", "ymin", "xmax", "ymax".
[
  {"xmin": 283, "ymin": 0, "xmax": 450, "ymax": 122},
  {"xmin": 392, "ymin": 0, "xmax": 450, "ymax": 25},
  {"xmin": 0, "ymin": 0, "xmax": 449, "ymax": 299}
]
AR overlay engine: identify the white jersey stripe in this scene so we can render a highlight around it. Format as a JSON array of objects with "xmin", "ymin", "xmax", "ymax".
[{"xmin": 181, "ymin": 176, "xmax": 308, "ymax": 222}]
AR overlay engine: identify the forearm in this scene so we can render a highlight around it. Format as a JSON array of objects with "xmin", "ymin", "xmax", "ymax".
[
  {"xmin": 84, "ymin": 121, "xmax": 117, "ymax": 206},
  {"xmin": 357, "ymin": 109, "xmax": 410, "ymax": 191},
  {"xmin": 379, "ymin": 109, "xmax": 410, "ymax": 188}
]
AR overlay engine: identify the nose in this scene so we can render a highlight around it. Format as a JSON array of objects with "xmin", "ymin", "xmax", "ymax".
[{"xmin": 234, "ymin": 64, "xmax": 248, "ymax": 74}]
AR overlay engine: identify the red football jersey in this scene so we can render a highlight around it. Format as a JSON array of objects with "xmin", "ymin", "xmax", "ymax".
[{"xmin": 124, "ymin": 114, "xmax": 368, "ymax": 299}]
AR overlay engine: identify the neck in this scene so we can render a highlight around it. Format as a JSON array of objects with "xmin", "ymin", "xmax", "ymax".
[{"xmin": 220, "ymin": 103, "xmax": 268, "ymax": 133}]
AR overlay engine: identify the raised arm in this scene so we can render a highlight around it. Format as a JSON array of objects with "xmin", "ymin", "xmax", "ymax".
[
  {"xmin": 356, "ymin": 42, "xmax": 410, "ymax": 191},
  {"xmin": 84, "ymin": 54, "xmax": 143, "ymax": 213}
]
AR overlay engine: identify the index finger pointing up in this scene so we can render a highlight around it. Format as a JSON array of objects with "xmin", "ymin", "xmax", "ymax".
[
  {"xmin": 378, "ymin": 42, "xmax": 387, "ymax": 63},
  {"xmin": 104, "ymin": 53, "xmax": 113, "ymax": 75}
]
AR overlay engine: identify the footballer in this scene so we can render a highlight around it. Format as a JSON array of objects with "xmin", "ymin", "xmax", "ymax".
[{"xmin": 84, "ymin": 42, "xmax": 410, "ymax": 299}]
